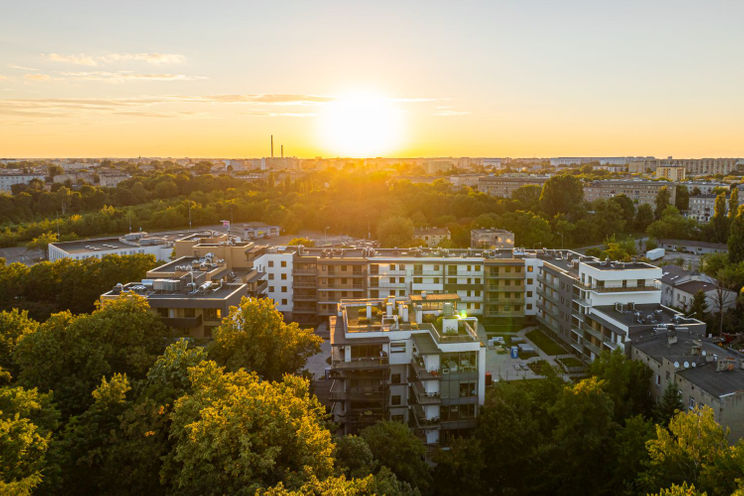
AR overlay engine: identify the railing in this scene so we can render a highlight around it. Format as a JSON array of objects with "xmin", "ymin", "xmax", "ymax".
[
  {"xmin": 573, "ymin": 282, "xmax": 656, "ymax": 293},
  {"xmin": 332, "ymin": 356, "xmax": 390, "ymax": 369},
  {"xmin": 412, "ymin": 360, "xmax": 441, "ymax": 380},
  {"xmin": 410, "ymin": 381, "xmax": 441, "ymax": 405},
  {"xmin": 161, "ymin": 315, "xmax": 202, "ymax": 329}
]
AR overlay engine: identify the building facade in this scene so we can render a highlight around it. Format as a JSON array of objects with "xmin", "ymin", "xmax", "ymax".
[
  {"xmin": 471, "ymin": 229, "xmax": 515, "ymax": 249},
  {"xmin": 49, "ymin": 232, "xmax": 173, "ymax": 262},
  {"xmin": 329, "ymin": 296, "xmax": 486, "ymax": 446}
]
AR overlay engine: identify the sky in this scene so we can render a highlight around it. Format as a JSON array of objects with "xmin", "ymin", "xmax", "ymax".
[{"xmin": 1, "ymin": 0, "xmax": 743, "ymax": 158}]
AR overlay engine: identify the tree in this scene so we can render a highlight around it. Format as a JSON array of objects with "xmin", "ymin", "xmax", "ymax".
[
  {"xmin": 643, "ymin": 406, "xmax": 740, "ymax": 495},
  {"xmin": 431, "ymin": 437, "xmax": 485, "ymax": 496},
  {"xmin": 209, "ymin": 297, "xmax": 321, "ymax": 381},
  {"xmin": 258, "ymin": 470, "xmax": 419, "ymax": 496},
  {"xmin": 539, "ymin": 175, "xmax": 584, "ymax": 218},
  {"xmin": 0, "ymin": 309, "xmax": 37, "ymax": 378},
  {"xmin": 675, "ymin": 185, "xmax": 690, "ymax": 211},
  {"xmin": 635, "ymin": 203, "xmax": 655, "ymax": 232},
  {"xmin": 729, "ymin": 188, "xmax": 739, "ymax": 220},
  {"xmin": 376, "ymin": 216, "xmax": 415, "ymax": 247},
  {"xmin": 688, "ymin": 291, "xmax": 708, "ymax": 321},
  {"xmin": 589, "ymin": 349, "xmax": 653, "ymax": 420},
  {"xmin": 165, "ymin": 361, "xmax": 334, "ymax": 494},
  {"xmin": 0, "ymin": 415, "xmax": 48, "ymax": 495},
  {"xmin": 728, "ymin": 205, "xmax": 744, "ymax": 264},
  {"xmin": 14, "ymin": 295, "xmax": 170, "ymax": 416},
  {"xmin": 511, "ymin": 185, "xmax": 542, "ymax": 211},
  {"xmin": 26, "ymin": 232, "xmax": 58, "ymax": 260},
  {"xmin": 360, "ymin": 421, "xmax": 431, "ymax": 492},
  {"xmin": 610, "ymin": 194, "xmax": 636, "ymax": 222},
  {"xmin": 547, "ymin": 377, "xmax": 617, "ymax": 496},
  {"xmin": 650, "ymin": 482, "xmax": 708, "ymax": 496},
  {"xmin": 655, "ymin": 187, "xmax": 672, "ymax": 219},
  {"xmin": 287, "ymin": 237, "xmax": 315, "ymax": 247},
  {"xmin": 655, "ymin": 382, "xmax": 683, "ymax": 426},
  {"xmin": 712, "ymin": 193, "xmax": 729, "ymax": 243},
  {"xmin": 334, "ymin": 435, "xmax": 376, "ymax": 479}
]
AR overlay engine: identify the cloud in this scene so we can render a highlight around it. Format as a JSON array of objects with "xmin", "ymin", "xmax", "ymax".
[
  {"xmin": 24, "ymin": 73, "xmax": 51, "ymax": 81},
  {"xmin": 8, "ymin": 64, "xmax": 38, "ymax": 71},
  {"xmin": 433, "ymin": 105, "xmax": 469, "ymax": 117},
  {"xmin": 202, "ymin": 94, "xmax": 333, "ymax": 105},
  {"xmin": 44, "ymin": 52, "xmax": 186, "ymax": 66},
  {"xmin": 56, "ymin": 71, "xmax": 203, "ymax": 82}
]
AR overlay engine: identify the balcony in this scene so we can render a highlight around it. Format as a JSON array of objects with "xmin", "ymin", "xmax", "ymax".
[
  {"xmin": 329, "ymin": 381, "xmax": 388, "ymax": 401},
  {"xmin": 161, "ymin": 315, "xmax": 202, "ymax": 329},
  {"xmin": 333, "ymin": 356, "xmax": 390, "ymax": 370},
  {"xmin": 410, "ymin": 381, "xmax": 441, "ymax": 405},
  {"xmin": 410, "ymin": 404, "xmax": 440, "ymax": 429},
  {"xmin": 574, "ymin": 282, "xmax": 657, "ymax": 293},
  {"xmin": 412, "ymin": 360, "xmax": 441, "ymax": 380},
  {"xmin": 440, "ymin": 418, "xmax": 478, "ymax": 430}
]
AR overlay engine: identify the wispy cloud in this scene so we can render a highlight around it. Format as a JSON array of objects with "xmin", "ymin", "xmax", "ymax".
[
  {"xmin": 24, "ymin": 73, "xmax": 51, "ymax": 81},
  {"xmin": 8, "ymin": 64, "xmax": 38, "ymax": 71},
  {"xmin": 44, "ymin": 52, "xmax": 186, "ymax": 66},
  {"xmin": 58, "ymin": 71, "xmax": 202, "ymax": 82},
  {"xmin": 433, "ymin": 105, "xmax": 469, "ymax": 117}
]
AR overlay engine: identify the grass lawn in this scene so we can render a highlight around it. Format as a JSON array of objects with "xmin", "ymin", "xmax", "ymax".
[
  {"xmin": 526, "ymin": 329, "xmax": 567, "ymax": 356},
  {"xmin": 558, "ymin": 356, "xmax": 584, "ymax": 369},
  {"xmin": 527, "ymin": 360, "xmax": 549, "ymax": 374}
]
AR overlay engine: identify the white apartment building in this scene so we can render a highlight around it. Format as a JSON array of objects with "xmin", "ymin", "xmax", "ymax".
[
  {"xmin": 48, "ymin": 232, "xmax": 173, "ymax": 262},
  {"xmin": 0, "ymin": 172, "xmax": 45, "ymax": 192},
  {"xmin": 253, "ymin": 247, "xmax": 295, "ymax": 314}
]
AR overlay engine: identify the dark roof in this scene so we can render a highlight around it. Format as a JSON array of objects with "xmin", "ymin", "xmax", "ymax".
[
  {"xmin": 677, "ymin": 363, "xmax": 744, "ymax": 397},
  {"xmin": 676, "ymin": 280, "xmax": 716, "ymax": 295},
  {"xmin": 660, "ymin": 264, "xmax": 691, "ymax": 285},
  {"xmin": 412, "ymin": 332, "xmax": 439, "ymax": 355}
]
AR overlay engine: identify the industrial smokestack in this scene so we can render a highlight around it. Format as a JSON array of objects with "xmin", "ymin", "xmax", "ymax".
[
  {"xmin": 270, "ymin": 135, "xmax": 274, "ymax": 158},
  {"xmin": 281, "ymin": 145, "xmax": 284, "ymax": 158}
]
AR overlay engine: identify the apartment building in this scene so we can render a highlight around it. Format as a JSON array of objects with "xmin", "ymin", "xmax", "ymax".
[
  {"xmin": 476, "ymin": 175, "xmax": 549, "ymax": 198},
  {"xmin": 254, "ymin": 247, "xmax": 295, "ymax": 315},
  {"xmin": 0, "ymin": 172, "xmax": 45, "ymax": 192},
  {"xmin": 655, "ymin": 166, "xmax": 686, "ymax": 181},
  {"xmin": 687, "ymin": 195, "xmax": 718, "ymax": 222},
  {"xmin": 49, "ymin": 232, "xmax": 174, "ymax": 262},
  {"xmin": 535, "ymin": 250, "xmax": 706, "ymax": 362},
  {"xmin": 100, "ymin": 255, "xmax": 250, "ymax": 339},
  {"xmin": 329, "ymin": 296, "xmax": 486, "ymax": 446},
  {"xmin": 629, "ymin": 158, "xmax": 743, "ymax": 176},
  {"xmin": 660, "ymin": 265, "xmax": 736, "ymax": 314},
  {"xmin": 414, "ymin": 227, "xmax": 450, "ymax": 247},
  {"xmin": 583, "ymin": 179, "xmax": 676, "ymax": 207},
  {"xmin": 471, "ymin": 228, "xmax": 515, "ymax": 249},
  {"xmin": 631, "ymin": 329, "xmax": 744, "ymax": 440}
]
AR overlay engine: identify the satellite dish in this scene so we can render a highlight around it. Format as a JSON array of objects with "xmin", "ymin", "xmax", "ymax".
[
  {"xmin": 674, "ymin": 361, "xmax": 680, "ymax": 368},
  {"xmin": 683, "ymin": 361, "xmax": 689, "ymax": 368}
]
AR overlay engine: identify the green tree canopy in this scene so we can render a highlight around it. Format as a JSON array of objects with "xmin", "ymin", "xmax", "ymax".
[
  {"xmin": 655, "ymin": 187, "xmax": 672, "ymax": 219},
  {"xmin": 376, "ymin": 216, "xmax": 415, "ymax": 247},
  {"xmin": 539, "ymin": 175, "xmax": 584, "ymax": 218},
  {"xmin": 208, "ymin": 297, "xmax": 321, "ymax": 381}
]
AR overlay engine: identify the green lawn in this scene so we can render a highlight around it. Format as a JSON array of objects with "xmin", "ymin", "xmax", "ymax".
[
  {"xmin": 527, "ymin": 360, "xmax": 549, "ymax": 374},
  {"xmin": 526, "ymin": 329, "xmax": 567, "ymax": 356},
  {"xmin": 558, "ymin": 356, "xmax": 584, "ymax": 369}
]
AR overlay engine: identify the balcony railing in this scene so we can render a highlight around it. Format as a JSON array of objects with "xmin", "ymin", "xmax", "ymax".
[
  {"xmin": 332, "ymin": 356, "xmax": 390, "ymax": 369},
  {"xmin": 573, "ymin": 282, "xmax": 657, "ymax": 293},
  {"xmin": 410, "ymin": 381, "xmax": 441, "ymax": 405},
  {"xmin": 161, "ymin": 315, "xmax": 202, "ymax": 329}
]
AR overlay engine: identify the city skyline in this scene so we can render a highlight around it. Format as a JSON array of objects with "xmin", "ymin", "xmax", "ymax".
[{"xmin": 2, "ymin": 1, "xmax": 744, "ymax": 158}]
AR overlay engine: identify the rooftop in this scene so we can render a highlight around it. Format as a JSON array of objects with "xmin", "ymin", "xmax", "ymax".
[
  {"xmin": 593, "ymin": 303, "xmax": 706, "ymax": 338},
  {"xmin": 103, "ymin": 280, "xmax": 247, "ymax": 301},
  {"xmin": 51, "ymin": 232, "xmax": 172, "ymax": 254}
]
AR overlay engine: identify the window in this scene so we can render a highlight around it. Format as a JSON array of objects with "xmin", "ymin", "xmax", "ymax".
[
  {"xmin": 398, "ymin": 289, "xmax": 405, "ymax": 296},
  {"xmin": 475, "ymin": 290, "xmax": 481, "ymax": 297},
  {"xmin": 391, "ymin": 414, "xmax": 405, "ymax": 423},
  {"xmin": 268, "ymin": 260, "xmax": 274, "ymax": 268},
  {"xmin": 341, "ymin": 278, "xmax": 347, "ymax": 284},
  {"xmin": 280, "ymin": 260, "xmax": 287, "ymax": 268},
  {"xmin": 203, "ymin": 308, "xmax": 221, "ymax": 321},
  {"xmin": 527, "ymin": 291, "xmax": 533, "ymax": 297},
  {"xmin": 434, "ymin": 277, "xmax": 440, "ymax": 284},
  {"xmin": 467, "ymin": 290, "xmax": 471, "ymax": 297},
  {"xmin": 268, "ymin": 273, "xmax": 274, "ymax": 280},
  {"xmin": 448, "ymin": 278, "xmax": 456, "ymax": 284},
  {"xmin": 281, "ymin": 273, "xmax": 287, "ymax": 280},
  {"xmin": 474, "ymin": 303, "xmax": 481, "ymax": 309},
  {"xmin": 269, "ymin": 286, "xmax": 274, "ymax": 292},
  {"xmin": 341, "ymin": 265, "xmax": 347, "ymax": 271},
  {"xmin": 433, "ymin": 265, "xmax": 440, "ymax": 271},
  {"xmin": 390, "ymin": 264, "xmax": 396, "ymax": 271},
  {"xmin": 281, "ymin": 286, "xmax": 287, "ymax": 292},
  {"xmin": 459, "ymin": 382, "xmax": 476, "ymax": 397},
  {"xmin": 391, "ymin": 341, "xmax": 406, "ymax": 353},
  {"xmin": 527, "ymin": 278, "xmax": 533, "ymax": 285},
  {"xmin": 370, "ymin": 290, "xmax": 379, "ymax": 297},
  {"xmin": 413, "ymin": 277, "xmax": 422, "ymax": 284},
  {"xmin": 528, "ymin": 266, "xmax": 534, "ymax": 272},
  {"xmin": 389, "ymin": 277, "xmax": 395, "ymax": 284},
  {"xmin": 389, "ymin": 290, "xmax": 396, "ymax": 296},
  {"xmin": 391, "ymin": 373, "xmax": 402, "ymax": 384},
  {"xmin": 398, "ymin": 277, "xmax": 404, "ymax": 283},
  {"xmin": 391, "ymin": 395, "xmax": 402, "ymax": 406},
  {"xmin": 281, "ymin": 298, "xmax": 288, "ymax": 305},
  {"xmin": 526, "ymin": 304, "xmax": 533, "ymax": 310},
  {"xmin": 183, "ymin": 308, "xmax": 195, "ymax": 317},
  {"xmin": 467, "ymin": 278, "xmax": 472, "ymax": 284}
]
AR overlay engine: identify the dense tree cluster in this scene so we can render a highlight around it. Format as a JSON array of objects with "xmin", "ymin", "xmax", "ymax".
[
  {"xmin": 0, "ymin": 254, "xmax": 156, "ymax": 321},
  {"xmin": 2, "ymin": 290, "xmax": 743, "ymax": 494}
]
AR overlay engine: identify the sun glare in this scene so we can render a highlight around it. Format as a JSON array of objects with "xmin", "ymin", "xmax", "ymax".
[{"xmin": 318, "ymin": 92, "xmax": 403, "ymax": 157}]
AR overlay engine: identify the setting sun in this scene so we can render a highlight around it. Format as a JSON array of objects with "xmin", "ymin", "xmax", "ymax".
[{"xmin": 318, "ymin": 92, "xmax": 403, "ymax": 157}]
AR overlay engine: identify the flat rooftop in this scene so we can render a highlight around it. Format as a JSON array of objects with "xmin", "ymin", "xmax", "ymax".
[
  {"xmin": 52, "ymin": 234, "xmax": 171, "ymax": 254},
  {"xmin": 592, "ymin": 303, "xmax": 706, "ymax": 339},
  {"xmin": 584, "ymin": 260, "xmax": 656, "ymax": 270},
  {"xmin": 104, "ymin": 281, "xmax": 246, "ymax": 301}
]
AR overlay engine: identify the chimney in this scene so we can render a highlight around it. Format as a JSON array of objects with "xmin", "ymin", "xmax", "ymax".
[
  {"xmin": 281, "ymin": 145, "xmax": 284, "ymax": 158},
  {"xmin": 270, "ymin": 135, "xmax": 274, "ymax": 158}
]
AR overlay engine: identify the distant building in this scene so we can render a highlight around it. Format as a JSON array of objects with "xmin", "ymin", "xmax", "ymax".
[
  {"xmin": 660, "ymin": 265, "xmax": 736, "ymax": 314},
  {"xmin": 687, "ymin": 195, "xmax": 719, "ymax": 222},
  {"xmin": 0, "ymin": 172, "xmax": 45, "ymax": 192},
  {"xmin": 414, "ymin": 227, "xmax": 450, "ymax": 247},
  {"xmin": 470, "ymin": 229, "xmax": 514, "ymax": 249},
  {"xmin": 98, "ymin": 172, "xmax": 131, "ymax": 187},
  {"xmin": 477, "ymin": 175, "xmax": 549, "ymax": 198},
  {"xmin": 657, "ymin": 239, "xmax": 728, "ymax": 256},
  {"xmin": 253, "ymin": 247, "xmax": 295, "ymax": 316},
  {"xmin": 655, "ymin": 166, "xmax": 686, "ymax": 181},
  {"xmin": 49, "ymin": 232, "xmax": 173, "ymax": 262},
  {"xmin": 583, "ymin": 179, "xmax": 676, "ymax": 207},
  {"xmin": 329, "ymin": 295, "xmax": 486, "ymax": 446},
  {"xmin": 233, "ymin": 222, "xmax": 281, "ymax": 240},
  {"xmin": 549, "ymin": 156, "xmax": 646, "ymax": 167},
  {"xmin": 629, "ymin": 158, "xmax": 743, "ymax": 177},
  {"xmin": 100, "ymin": 256, "xmax": 250, "ymax": 339},
  {"xmin": 630, "ymin": 329, "xmax": 744, "ymax": 440}
]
